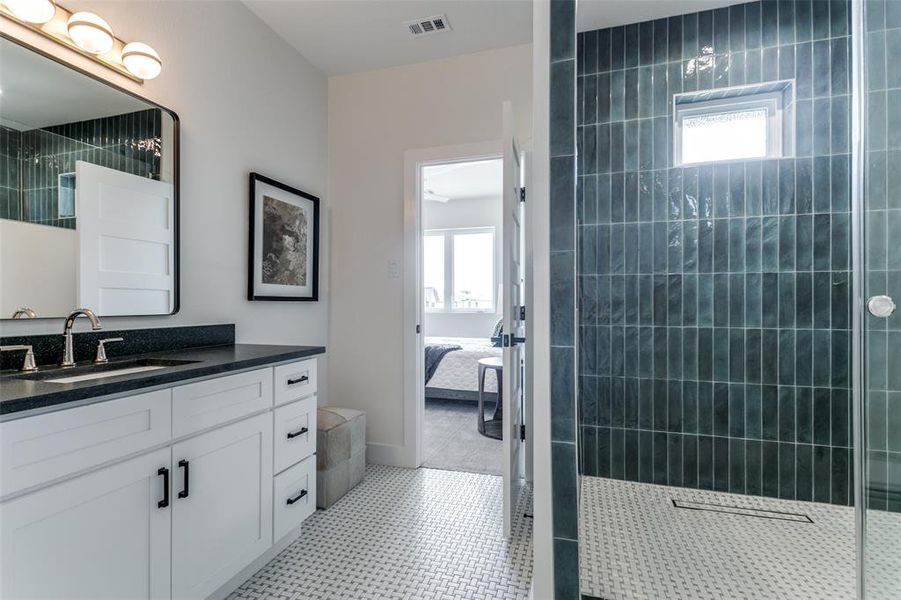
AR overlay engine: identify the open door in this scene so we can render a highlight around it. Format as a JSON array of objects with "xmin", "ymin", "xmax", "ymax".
[
  {"xmin": 501, "ymin": 101, "xmax": 525, "ymax": 537},
  {"xmin": 76, "ymin": 161, "xmax": 175, "ymax": 316}
]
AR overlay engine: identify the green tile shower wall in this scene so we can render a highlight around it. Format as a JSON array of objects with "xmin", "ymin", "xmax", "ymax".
[
  {"xmin": 0, "ymin": 108, "xmax": 162, "ymax": 230},
  {"xmin": 576, "ymin": 0, "xmax": 855, "ymax": 507},
  {"xmin": 864, "ymin": 0, "xmax": 901, "ymax": 514},
  {"xmin": 0, "ymin": 127, "xmax": 22, "ymax": 222}
]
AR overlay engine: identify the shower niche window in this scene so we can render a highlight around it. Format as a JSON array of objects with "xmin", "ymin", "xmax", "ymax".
[
  {"xmin": 57, "ymin": 173, "xmax": 76, "ymax": 219},
  {"xmin": 673, "ymin": 81, "xmax": 795, "ymax": 166}
]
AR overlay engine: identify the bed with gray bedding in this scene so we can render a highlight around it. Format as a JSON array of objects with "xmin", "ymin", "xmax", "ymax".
[{"xmin": 424, "ymin": 336, "xmax": 501, "ymax": 401}]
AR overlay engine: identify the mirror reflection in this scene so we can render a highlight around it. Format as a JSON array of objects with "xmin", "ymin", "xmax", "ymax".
[{"xmin": 0, "ymin": 37, "xmax": 178, "ymax": 319}]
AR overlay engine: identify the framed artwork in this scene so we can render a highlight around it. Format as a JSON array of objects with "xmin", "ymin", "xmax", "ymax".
[{"xmin": 248, "ymin": 172, "xmax": 320, "ymax": 301}]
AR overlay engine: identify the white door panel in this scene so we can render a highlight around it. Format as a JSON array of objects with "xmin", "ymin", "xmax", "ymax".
[
  {"xmin": 502, "ymin": 101, "xmax": 526, "ymax": 537},
  {"xmin": 76, "ymin": 161, "xmax": 174, "ymax": 315}
]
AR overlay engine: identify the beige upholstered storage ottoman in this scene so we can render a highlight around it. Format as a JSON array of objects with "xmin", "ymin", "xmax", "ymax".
[{"xmin": 316, "ymin": 407, "xmax": 366, "ymax": 509}]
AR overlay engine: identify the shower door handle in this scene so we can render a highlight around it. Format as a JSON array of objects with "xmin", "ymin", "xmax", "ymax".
[{"xmin": 867, "ymin": 295, "xmax": 896, "ymax": 318}]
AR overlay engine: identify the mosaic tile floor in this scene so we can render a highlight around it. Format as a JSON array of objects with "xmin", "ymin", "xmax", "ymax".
[
  {"xmin": 229, "ymin": 465, "xmax": 532, "ymax": 600},
  {"xmin": 864, "ymin": 508, "xmax": 901, "ymax": 600},
  {"xmin": 580, "ymin": 476, "xmax": 861, "ymax": 600}
]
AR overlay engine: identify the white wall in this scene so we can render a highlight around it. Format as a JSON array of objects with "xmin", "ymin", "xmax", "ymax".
[
  {"xmin": 423, "ymin": 195, "xmax": 502, "ymax": 338},
  {"xmin": 0, "ymin": 2, "xmax": 329, "ymax": 396},
  {"xmin": 0, "ymin": 220, "xmax": 76, "ymax": 317},
  {"xmin": 327, "ymin": 44, "xmax": 532, "ymax": 464}
]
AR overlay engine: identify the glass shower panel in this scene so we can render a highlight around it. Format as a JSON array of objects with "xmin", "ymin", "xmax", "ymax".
[{"xmin": 862, "ymin": 0, "xmax": 901, "ymax": 597}]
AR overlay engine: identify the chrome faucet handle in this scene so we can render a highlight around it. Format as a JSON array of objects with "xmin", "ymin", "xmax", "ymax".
[
  {"xmin": 94, "ymin": 338, "xmax": 124, "ymax": 364},
  {"xmin": 1, "ymin": 345, "xmax": 38, "ymax": 372},
  {"xmin": 11, "ymin": 307, "xmax": 37, "ymax": 319},
  {"xmin": 61, "ymin": 308, "xmax": 102, "ymax": 368}
]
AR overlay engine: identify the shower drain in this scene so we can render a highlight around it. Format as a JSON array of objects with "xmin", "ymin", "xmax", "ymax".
[{"xmin": 671, "ymin": 499, "xmax": 814, "ymax": 523}]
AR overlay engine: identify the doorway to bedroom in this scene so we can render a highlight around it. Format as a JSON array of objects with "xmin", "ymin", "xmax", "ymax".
[
  {"xmin": 404, "ymin": 109, "xmax": 528, "ymax": 537},
  {"xmin": 421, "ymin": 157, "xmax": 505, "ymax": 476}
]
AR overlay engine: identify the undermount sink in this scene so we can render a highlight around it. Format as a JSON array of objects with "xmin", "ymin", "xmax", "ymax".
[{"xmin": 15, "ymin": 358, "xmax": 200, "ymax": 384}]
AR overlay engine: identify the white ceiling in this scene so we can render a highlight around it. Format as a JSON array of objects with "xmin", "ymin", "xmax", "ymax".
[
  {"xmin": 242, "ymin": 0, "xmax": 532, "ymax": 76},
  {"xmin": 244, "ymin": 1, "xmax": 750, "ymax": 77},
  {"xmin": 0, "ymin": 38, "xmax": 151, "ymax": 130},
  {"xmin": 422, "ymin": 159, "xmax": 501, "ymax": 203},
  {"xmin": 578, "ymin": 0, "xmax": 746, "ymax": 32}
]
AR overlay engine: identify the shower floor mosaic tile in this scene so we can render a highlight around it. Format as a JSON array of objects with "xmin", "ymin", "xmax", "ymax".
[
  {"xmin": 580, "ymin": 475, "xmax": 864, "ymax": 600},
  {"xmin": 228, "ymin": 465, "xmax": 532, "ymax": 600},
  {"xmin": 863, "ymin": 508, "xmax": 901, "ymax": 600}
]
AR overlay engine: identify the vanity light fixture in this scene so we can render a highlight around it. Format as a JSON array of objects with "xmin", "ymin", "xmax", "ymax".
[
  {"xmin": 121, "ymin": 42, "xmax": 161, "ymax": 80},
  {"xmin": 66, "ymin": 11, "xmax": 113, "ymax": 54},
  {"xmin": 0, "ymin": 1, "xmax": 162, "ymax": 83},
  {"xmin": 2, "ymin": 0, "xmax": 55, "ymax": 24}
]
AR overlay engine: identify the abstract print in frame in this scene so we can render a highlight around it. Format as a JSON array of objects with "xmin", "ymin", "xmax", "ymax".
[{"xmin": 248, "ymin": 172, "xmax": 319, "ymax": 301}]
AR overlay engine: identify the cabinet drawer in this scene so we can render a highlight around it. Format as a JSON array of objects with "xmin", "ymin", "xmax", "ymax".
[
  {"xmin": 273, "ymin": 359, "xmax": 317, "ymax": 406},
  {"xmin": 1, "ymin": 389, "xmax": 172, "ymax": 498},
  {"xmin": 274, "ymin": 397, "xmax": 317, "ymax": 474},
  {"xmin": 272, "ymin": 454, "xmax": 316, "ymax": 542},
  {"xmin": 172, "ymin": 368, "xmax": 272, "ymax": 437}
]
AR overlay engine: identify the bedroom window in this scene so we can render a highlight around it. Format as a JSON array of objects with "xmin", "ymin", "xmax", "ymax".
[
  {"xmin": 424, "ymin": 227, "xmax": 495, "ymax": 313},
  {"xmin": 423, "ymin": 234, "xmax": 446, "ymax": 310}
]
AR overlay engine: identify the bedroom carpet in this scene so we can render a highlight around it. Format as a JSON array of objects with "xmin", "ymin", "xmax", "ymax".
[{"xmin": 423, "ymin": 399, "xmax": 503, "ymax": 476}]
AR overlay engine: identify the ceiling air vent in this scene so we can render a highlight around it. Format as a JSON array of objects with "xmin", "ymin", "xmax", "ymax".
[{"xmin": 405, "ymin": 14, "xmax": 451, "ymax": 38}]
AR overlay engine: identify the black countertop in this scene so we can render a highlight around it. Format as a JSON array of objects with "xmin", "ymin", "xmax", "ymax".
[{"xmin": 0, "ymin": 344, "xmax": 325, "ymax": 419}]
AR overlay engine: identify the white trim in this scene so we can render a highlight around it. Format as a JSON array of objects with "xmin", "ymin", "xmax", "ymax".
[
  {"xmin": 403, "ymin": 140, "xmax": 504, "ymax": 469},
  {"xmin": 530, "ymin": 0, "xmax": 553, "ymax": 598},
  {"xmin": 365, "ymin": 442, "xmax": 414, "ymax": 467}
]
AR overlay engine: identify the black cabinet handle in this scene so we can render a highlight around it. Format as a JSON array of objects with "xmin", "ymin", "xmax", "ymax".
[
  {"xmin": 286, "ymin": 489, "xmax": 308, "ymax": 505},
  {"xmin": 286, "ymin": 374, "xmax": 309, "ymax": 385},
  {"xmin": 157, "ymin": 467, "xmax": 169, "ymax": 509},
  {"xmin": 286, "ymin": 426, "xmax": 309, "ymax": 439},
  {"xmin": 177, "ymin": 459, "xmax": 189, "ymax": 499}
]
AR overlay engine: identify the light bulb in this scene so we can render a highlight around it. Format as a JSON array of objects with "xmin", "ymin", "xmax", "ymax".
[
  {"xmin": 67, "ymin": 12, "xmax": 113, "ymax": 54},
  {"xmin": 122, "ymin": 42, "xmax": 162, "ymax": 80},
  {"xmin": 3, "ymin": 0, "xmax": 56, "ymax": 24}
]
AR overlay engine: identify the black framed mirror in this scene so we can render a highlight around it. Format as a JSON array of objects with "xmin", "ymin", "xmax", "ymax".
[{"xmin": 0, "ymin": 34, "xmax": 179, "ymax": 320}]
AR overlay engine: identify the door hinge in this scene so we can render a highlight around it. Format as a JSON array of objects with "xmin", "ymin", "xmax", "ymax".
[
  {"xmin": 519, "ymin": 425, "xmax": 526, "ymax": 441},
  {"xmin": 520, "ymin": 305, "xmax": 526, "ymax": 321},
  {"xmin": 519, "ymin": 187, "xmax": 526, "ymax": 202},
  {"xmin": 416, "ymin": 324, "xmax": 421, "ymax": 334}
]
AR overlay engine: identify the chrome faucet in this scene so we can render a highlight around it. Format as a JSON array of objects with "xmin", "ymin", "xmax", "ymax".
[
  {"xmin": 61, "ymin": 308, "xmax": 102, "ymax": 368},
  {"xmin": 0, "ymin": 345, "xmax": 38, "ymax": 372}
]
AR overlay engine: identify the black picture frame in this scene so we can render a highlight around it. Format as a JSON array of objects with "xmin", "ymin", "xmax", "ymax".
[{"xmin": 248, "ymin": 172, "xmax": 320, "ymax": 302}]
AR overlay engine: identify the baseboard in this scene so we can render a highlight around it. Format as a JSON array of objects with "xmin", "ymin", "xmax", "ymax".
[{"xmin": 366, "ymin": 441, "xmax": 416, "ymax": 468}]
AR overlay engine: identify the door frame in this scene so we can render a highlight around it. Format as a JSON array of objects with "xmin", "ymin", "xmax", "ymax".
[{"xmin": 402, "ymin": 140, "xmax": 533, "ymax": 470}]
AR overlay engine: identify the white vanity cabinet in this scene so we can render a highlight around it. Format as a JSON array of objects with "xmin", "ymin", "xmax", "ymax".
[
  {"xmin": 1, "ymin": 448, "xmax": 172, "ymax": 600},
  {"xmin": 171, "ymin": 413, "xmax": 273, "ymax": 599},
  {"xmin": 0, "ymin": 356, "xmax": 320, "ymax": 600}
]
